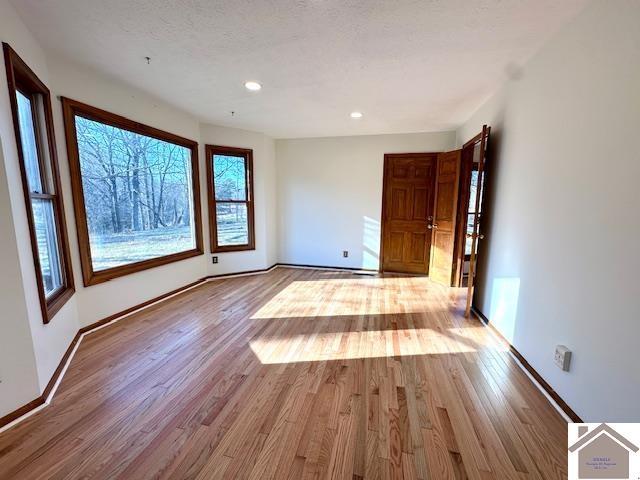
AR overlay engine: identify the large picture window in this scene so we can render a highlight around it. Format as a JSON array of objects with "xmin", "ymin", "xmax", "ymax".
[
  {"xmin": 206, "ymin": 145, "xmax": 255, "ymax": 252},
  {"xmin": 3, "ymin": 43, "xmax": 75, "ymax": 323},
  {"xmin": 61, "ymin": 98, "xmax": 203, "ymax": 286}
]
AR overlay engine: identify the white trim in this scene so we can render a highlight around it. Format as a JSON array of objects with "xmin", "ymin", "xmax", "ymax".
[
  {"xmin": 0, "ymin": 402, "xmax": 48, "ymax": 434},
  {"xmin": 476, "ymin": 314, "xmax": 574, "ymax": 423},
  {"xmin": 83, "ymin": 279, "xmax": 209, "ymax": 338},
  {"xmin": 277, "ymin": 264, "xmax": 377, "ymax": 275},
  {"xmin": 507, "ymin": 350, "xmax": 573, "ymax": 423},
  {"xmin": 0, "ymin": 267, "xmax": 286, "ymax": 433},
  {"xmin": 0, "ymin": 277, "xmax": 209, "ymax": 434},
  {"xmin": 42, "ymin": 335, "xmax": 83, "ymax": 404},
  {"xmin": 206, "ymin": 264, "xmax": 278, "ymax": 281}
]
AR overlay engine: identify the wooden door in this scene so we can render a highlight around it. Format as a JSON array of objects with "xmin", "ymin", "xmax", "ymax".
[
  {"xmin": 381, "ymin": 153, "xmax": 437, "ymax": 274},
  {"xmin": 429, "ymin": 150, "xmax": 461, "ymax": 285},
  {"xmin": 465, "ymin": 125, "xmax": 490, "ymax": 317}
]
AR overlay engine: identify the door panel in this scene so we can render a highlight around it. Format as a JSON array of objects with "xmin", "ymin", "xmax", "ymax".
[
  {"xmin": 389, "ymin": 232, "xmax": 404, "ymax": 261},
  {"xmin": 413, "ymin": 187, "xmax": 428, "ymax": 219},
  {"xmin": 435, "ymin": 182, "xmax": 455, "ymax": 218},
  {"xmin": 429, "ymin": 150, "xmax": 461, "ymax": 285},
  {"xmin": 393, "ymin": 164, "xmax": 410, "ymax": 178},
  {"xmin": 391, "ymin": 187, "xmax": 409, "ymax": 219},
  {"xmin": 414, "ymin": 165, "xmax": 430, "ymax": 178},
  {"xmin": 410, "ymin": 232, "xmax": 428, "ymax": 262},
  {"xmin": 381, "ymin": 154, "xmax": 436, "ymax": 274}
]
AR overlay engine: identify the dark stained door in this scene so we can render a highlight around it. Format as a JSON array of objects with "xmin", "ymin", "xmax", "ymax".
[
  {"xmin": 429, "ymin": 150, "xmax": 461, "ymax": 285},
  {"xmin": 465, "ymin": 125, "xmax": 491, "ymax": 317},
  {"xmin": 381, "ymin": 153, "xmax": 437, "ymax": 274}
]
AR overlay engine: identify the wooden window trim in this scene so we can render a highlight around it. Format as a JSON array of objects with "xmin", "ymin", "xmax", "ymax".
[
  {"xmin": 60, "ymin": 97, "xmax": 204, "ymax": 286},
  {"xmin": 3, "ymin": 43, "xmax": 75, "ymax": 323},
  {"xmin": 205, "ymin": 144, "xmax": 255, "ymax": 253}
]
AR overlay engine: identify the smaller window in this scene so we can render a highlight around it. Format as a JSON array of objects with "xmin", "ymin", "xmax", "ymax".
[
  {"xmin": 206, "ymin": 145, "xmax": 255, "ymax": 252},
  {"xmin": 4, "ymin": 43, "xmax": 74, "ymax": 323}
]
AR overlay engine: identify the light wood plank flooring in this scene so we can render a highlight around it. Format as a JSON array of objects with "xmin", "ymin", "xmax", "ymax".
[{"xmin": 0, "ymin": 268, "xmax": 568, "ymax": 479}]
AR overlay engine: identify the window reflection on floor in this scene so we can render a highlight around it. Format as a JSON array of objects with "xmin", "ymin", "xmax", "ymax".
[{"xmin": 249, "ymin": 275, "xmax": 508, "ymax": 364}]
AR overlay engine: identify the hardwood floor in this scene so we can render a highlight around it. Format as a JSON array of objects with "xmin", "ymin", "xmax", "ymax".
[{"xmin": 0, "ymin": 268, "xmax": 568, "ymax": 479}]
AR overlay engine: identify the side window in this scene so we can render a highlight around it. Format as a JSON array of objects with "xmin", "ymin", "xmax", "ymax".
[{"xmin": 3, "ymin": 43, "xmax": 75, "ymax": 322}]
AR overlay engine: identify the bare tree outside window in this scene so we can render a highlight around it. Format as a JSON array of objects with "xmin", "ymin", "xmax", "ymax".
[
  {"xmin": 75, "ymin": 116, "xmax": 197, "ymax": 271},
  {"xmin": 213, "ymin": 154, "xmax": 249, "ymax": 245},
  {"xmin": 206, "ymin": 145, "xmax": 255, "ymax": 253}
]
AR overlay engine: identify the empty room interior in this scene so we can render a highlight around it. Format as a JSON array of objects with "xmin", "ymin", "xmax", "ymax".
[{"xmin": 0, "ymin": 0, "xmax": 638, "ymax": 479}]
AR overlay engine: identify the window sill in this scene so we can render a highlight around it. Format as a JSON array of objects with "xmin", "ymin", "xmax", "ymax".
[
  {"xmin": 82, "ymin": 247, "xmax": 204, "ymax": 287},
  {"xmin": 211, "ymin": 245, "xmax": 256, "ymax": 253},
  {"xmin": 43, "ymin": 286, "xmax": 75, "ymax": 324}
]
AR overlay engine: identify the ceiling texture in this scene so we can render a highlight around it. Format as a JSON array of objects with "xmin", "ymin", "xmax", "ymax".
[{"xmin": 12, "ymin": 0, "xmax": 586, "ymax": 138}]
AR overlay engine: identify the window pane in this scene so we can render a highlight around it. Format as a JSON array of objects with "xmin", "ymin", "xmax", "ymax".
[
  {"xmin": 465, "ymin": 241, "xmax": 471, "ymax": 257},
  {"xmin": 478, "ymin": 173, "xmax": 485, "ymax": 213},
  {"xmin": 468, "ymin": 170, "xmax": 478, "ymax": 213},
  {"xmin": 213, "ymin": 155, "xmax": 246, "ymax": 201},
  {"xmin": 216, "ymin": 203, "xmax": 248, "ymax": 246},
  {"xmin": 465, "ymin": 213, "xmax": 483, "ymax": 256},
  {"xmin": 74, "ymin": 116, "xmax": 197, "ymax": 271},
  {"xmin": 16, "ymin": 92, "xmax": 43, "ymax": 193},
  {"xmin": 32, "ymin": 198, "xmax": 63, "ymax": 296},
  {"xmin": 465, "ymin": 213, "xmax": 475, "ymax": 256}
]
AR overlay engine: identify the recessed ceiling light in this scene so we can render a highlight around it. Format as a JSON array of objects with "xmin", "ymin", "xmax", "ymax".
[
  {"xmin": 244, "ymin": 81, "xmax": 262, "ymax": 91},
  {"xmin": 350, "ymin": 111, "xmax": 363, "ymax": 119}
]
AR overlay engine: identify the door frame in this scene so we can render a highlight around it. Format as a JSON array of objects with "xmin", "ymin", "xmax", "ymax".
[{"xmin": 379, "ymin": 152, "xmax": 440, "ymax": 273}]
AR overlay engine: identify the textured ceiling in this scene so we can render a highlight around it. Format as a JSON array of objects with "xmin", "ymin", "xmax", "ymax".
[{"xmin": 12, "ymin": 0, "xmax": 586, "ymax": 138}]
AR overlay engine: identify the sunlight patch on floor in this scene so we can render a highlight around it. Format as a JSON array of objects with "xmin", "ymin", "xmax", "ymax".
[
  {"xmin": 251, "ymin": 276, "xmax": 445, "ymax": 320},
  {"xmin": 249, "ymin": 327, "xmax": 482, "ymax": 364}
]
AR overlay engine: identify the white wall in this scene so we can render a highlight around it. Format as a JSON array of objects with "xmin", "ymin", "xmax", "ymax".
[
  {"xmin": 201, "ymin": 124, "xmax": 277, "ymax": 275},
  {"xmin": 457, "ymin": 0, "xmax": 640, "ymax": 421},
  {"xmin": 0, "ymin": 0, "xmax": 80, "ymax": 408},
  {"xmin": 0, "ymin": 138, "xmax": 40, "ymax": 415},
  {"xmin": 47, "ymin": 56, "xmax": 209, "ymax": 328},
  {"xmin": 0, "ymin": 0, "xmax": 281, "ymax": 419},
  {"xmin": 276, "ymin": 132, "xmax": 456, "ymax": 269}
]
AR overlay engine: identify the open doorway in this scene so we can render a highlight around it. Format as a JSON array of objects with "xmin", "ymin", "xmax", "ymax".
[
  {"xmin": 379, "ymin": 132, "xmax": 489, "ymax": 296},
  {"xmin": 379, "ymin": 150, "xmax": 462, "ymax": 281}
]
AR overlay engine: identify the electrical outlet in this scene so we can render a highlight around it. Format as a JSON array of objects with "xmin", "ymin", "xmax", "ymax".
[
  {"xmin": 554, "ymin": 345, "xmax": 572, "ymax": 371},
  {"xmin": 343, "ymin": 250, "xmax": 349, "ymax": 258},
  {"xmin": 212, "ymin": 256, "xmax": 218, "ymax": 264}
]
